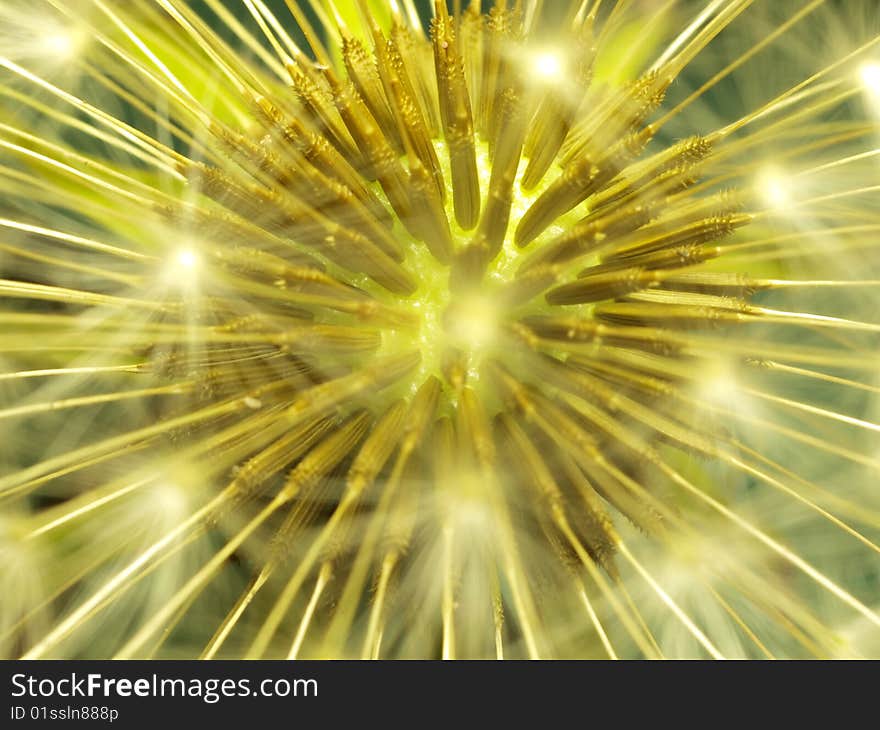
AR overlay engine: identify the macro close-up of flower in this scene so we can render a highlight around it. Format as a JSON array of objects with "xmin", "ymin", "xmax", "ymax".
[{"xmin": 1, "ymin": 0, "xmax": 879, "ymax": 660}]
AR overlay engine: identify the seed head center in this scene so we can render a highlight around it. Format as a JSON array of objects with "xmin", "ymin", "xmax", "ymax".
[{"xmin": 373, "ymin": 139, "xmax": 587, "ymax": 392}]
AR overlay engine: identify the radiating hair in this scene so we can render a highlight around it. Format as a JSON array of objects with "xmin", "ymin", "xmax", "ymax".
[{"xmin": 1, "ymin": 0, "xmax": 879, "ymax": 659}]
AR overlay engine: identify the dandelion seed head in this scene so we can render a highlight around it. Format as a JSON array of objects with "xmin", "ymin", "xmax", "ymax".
[
  {"xmin": 443, "ymin": 293, "xmax": 498, "ymax": 353},
  {"xmin": 3, "ymin": 0, "xmax": 880, "ymax": 660}
]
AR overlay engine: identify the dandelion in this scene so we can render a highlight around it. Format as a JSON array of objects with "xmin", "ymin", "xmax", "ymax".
[{"xmin": 1, "ymin": 0, "xmax": 879, "ymax": 659}]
